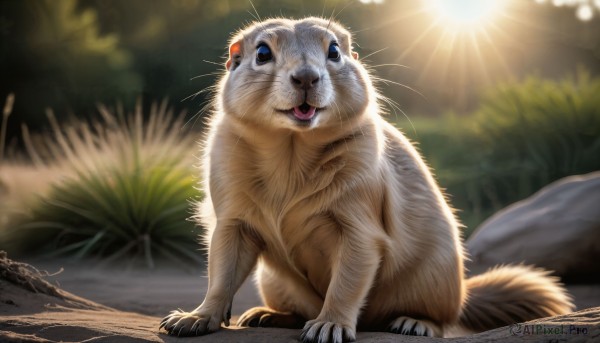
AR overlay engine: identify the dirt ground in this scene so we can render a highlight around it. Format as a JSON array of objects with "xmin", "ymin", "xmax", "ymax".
[
  {"xmin": 1, "ymin": 256, "xmax": 599, "ymax": 342},
  {"xmin": 28, "ymin": 258, "xmax": 600, "ymax": 318}
]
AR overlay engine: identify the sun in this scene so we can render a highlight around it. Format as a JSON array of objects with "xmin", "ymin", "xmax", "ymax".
[
  {"xmin": 401, "ymin": 0, "xmax": 513, "ymax": 107},
  {"xmin": 428, "ymin": 0, "xmax": 503, "ymax": 29}
]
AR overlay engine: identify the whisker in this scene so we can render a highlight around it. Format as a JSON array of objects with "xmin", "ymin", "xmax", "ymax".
[
  {"xmin": 252, "ymin": 71, "xmax": 282, "ymax": 78},
  {"xmin": 181, "ymin": 85, "xmax": 218, "ymax": 103},
  {"xmin": 330, "ymin": 78, "xmax": 357, "ymax": 82},
  {"xmin": 321, "ymin": 0, "xmax": 329, "ymax": 18},
  {"xmin": 252, "ymin": 72, "xmax": 279, "ymax": 77},
  {"xmin": 182, "ymin": 99, "xmax": 213, "ymax": 130},
  {"xmin": 240, "ymin": 80, "xmax": 282, "ymax": 86},
  {"xmin": 246, "ymin": 10, "xmax": 259, "ymax": 22},
  {"xmin": 248, "ymin": 0, "xmax": 274, "ymax": 41},
  {"xmin": 360, "ymin": 47, "xmax": 389, "ymax": 61},
  {"xmin": 326, "ymin": 5, "xmax": 336, "ymax": 32},
  {"xmin": 190, "ymin": 72, "xmax": 223, "ymax": 81},
  {"xmin": 367, "ymin": 63, "xmax": 412, "ymax": 70},
  {"xmin": 202, "ymin": 59, "xmax": 223, "ymax": 67},
  {"xmin": 249, "ymin": 0, "xmax": 262, "ymax": 22},
  {"xmin": 238, "ymin": 86, "xmax": 276, "ymax": 101},
  {"xmin": 331, "ymin": 1, "xmax": 354, "ymax": 23},
  {"xmin": 332, "ymin": 99, "xmax": 344, "ymax": 131},
  {"xmin": 370, "ymin": 76, "xmax": 427, "ymax": 101},
  {"xmin": 378, "ymin": 94, "xmax": 417, "ymax": 136}
]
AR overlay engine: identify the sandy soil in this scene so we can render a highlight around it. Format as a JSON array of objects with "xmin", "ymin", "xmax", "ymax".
[
  {"xmin": 27, "ymin": 258, "xmax": 263, "ymax": 321},
  {"xmin": 27, "ymin": 258, "xmax": 600, "ymax": 317},
  {"xmin": 1, "ymin": 256, "xmax": 599, "ymax": 342}
]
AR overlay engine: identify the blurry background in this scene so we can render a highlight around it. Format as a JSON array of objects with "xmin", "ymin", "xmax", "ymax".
[
  {"xmin": 2, "ymin": 0, "xmax": 599, "ymax": 133},
  {"xmin": 1, "ymin": 0, "xmax": 599, "ymax": 264}
]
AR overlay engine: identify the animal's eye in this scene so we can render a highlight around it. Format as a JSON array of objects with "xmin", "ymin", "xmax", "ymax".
[
  {"xmin": 256, "ymin": 44, "xmax": 273, "ymax": 64},
  {"xmin": 328, "ymin": 42, "xmax": 341, "ymax": 61}
]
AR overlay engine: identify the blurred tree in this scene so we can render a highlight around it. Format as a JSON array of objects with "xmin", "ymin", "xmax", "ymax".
[
  {"xmin": 0, "ymin": 0, "xmax": 141, "ymax": 148},
  {"xmin": 77, "ymin": 0, "xmax": 351, "ymax": 126},
  {"xmin": 1, "ymin": 0, "xmax": 599, "ymax": 150}
]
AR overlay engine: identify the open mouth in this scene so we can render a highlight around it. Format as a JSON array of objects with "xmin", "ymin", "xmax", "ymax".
[
  {"xmin": 277, "ymin": 102, "xmax": 322, "ymax": 123},
  {"xmin": 293, "ymin": 102, "xmax": 316, "ymax": 120}
]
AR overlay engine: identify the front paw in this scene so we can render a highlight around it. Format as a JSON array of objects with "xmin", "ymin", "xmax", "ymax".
[
  {"xmin": 160, "ymin": 309, "xmax": 221, "ymax": 336},
  {"xmin": 301, "ymin": 319, "xmax": 355, "ymax": 343}
]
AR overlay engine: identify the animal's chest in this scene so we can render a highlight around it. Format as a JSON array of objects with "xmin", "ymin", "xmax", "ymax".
[
  {"xmin": 239, "ymin": 169, "xmax": 342, "ymax": 295},
  {"xmin": 241, "ymin": 169, "xmax": 323, "ymax": 241},
  {"xmin": 238, "ymin": 151, "xmax": 336, "ymax": 231},
  {"xmin": 252, "ymin": 198, "xmax": 341, "ymax": 296}
]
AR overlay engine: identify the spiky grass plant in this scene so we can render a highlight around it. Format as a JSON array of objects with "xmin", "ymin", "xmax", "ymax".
[
  {"xmin": 4, "ymin": 100, "xmax": 203, "ymax": 268},
  {"xmin": 0, "ymin": 93, "xmax": 15, "ymax": 163}
]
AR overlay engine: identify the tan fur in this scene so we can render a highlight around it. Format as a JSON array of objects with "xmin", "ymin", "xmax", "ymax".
[
  {"xmin": 459, "ymin": 265, "xmax": 574, "ymax": 333},
  {"xmin": 160, "ymin": 18, "xmax": 573, "ymax": 342}
]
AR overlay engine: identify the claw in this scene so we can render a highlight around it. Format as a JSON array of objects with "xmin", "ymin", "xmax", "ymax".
[
  {"xmin": 248, "ymin": 317, "xmax": 260, "ymax": 327},
  {"xmin": 190, "ymin": 319, "xmax": 200, "ymax": 333},
  {"xmin": 388, "ymin": 316, "xmax": 436, "ymax": 337},
  {"xmin": 159, "ymin": 316, "xmax": 171, "ymax": 329},
  {"xmin": 160, "ymin": 321, "xmax": 169, "ymax": 331},
  {"xmin": 301, "ymin": 320, "xmax": 355, "ymax": 343},
  {"xmin": 332, "ymin": 325, "xmax": 343, "ymax": 343},
  {"xmin": 224, "ymin": 302, "xmax": 232, "ymax": 326},
  {"xmin": 300, "ymin": 329, "xmax": 306, "ymax": 341},
  {"xmin": 159, "ymin": 309, "xmax": 220, "ymax": 337}
]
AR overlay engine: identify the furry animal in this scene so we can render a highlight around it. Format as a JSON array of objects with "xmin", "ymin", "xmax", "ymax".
[{"xmin": 160, "ymin": 17, "xmax": 573, "ymax": 342}]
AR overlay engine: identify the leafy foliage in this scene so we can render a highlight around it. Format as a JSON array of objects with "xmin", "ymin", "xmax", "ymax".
[
  {"xmin": 2, "ymin": 101, "xmax": 203, "ymax": 267},
  {"xmin": 4, "ymin": 0, "xmax": 599, "ymax": 146},
  {"xmin": 399, "ymin": 71, "xmax": 600, "ymax": 235},
  {"xmin": 471, "ymin": 70, "xmax": 600, "ymax": 205},
  {"xmin": 0, "ymin": 0, "xmax": 141, "ymax": 137}
]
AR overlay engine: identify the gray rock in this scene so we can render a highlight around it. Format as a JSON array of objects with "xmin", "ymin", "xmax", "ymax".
[{"xmin": 467, "ymin": 172, "xmax": 600, "ymax": 282}]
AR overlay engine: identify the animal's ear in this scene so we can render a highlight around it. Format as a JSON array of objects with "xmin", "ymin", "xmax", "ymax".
[
  {"xmin": 226, "ymin": 40, "xmax": 243, "ymax": 71},
  {"xmin": 339, "ymin": 32, "xmax": 358, "ymax": 60}
]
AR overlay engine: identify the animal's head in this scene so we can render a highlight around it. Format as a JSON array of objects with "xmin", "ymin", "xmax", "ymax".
[{"xmin": 219, "ymin": 17, "xmax": 375, "ymax": 131}]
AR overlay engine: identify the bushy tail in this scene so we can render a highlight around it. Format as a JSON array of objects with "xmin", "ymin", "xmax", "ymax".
[{"xmin": 459, "ymin": 265, "xmax": 574, "ymax": 332}]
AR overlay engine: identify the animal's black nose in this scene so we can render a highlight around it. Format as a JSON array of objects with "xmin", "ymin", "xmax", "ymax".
[{"xmin": 290, "ymin": 67, "xmax": 320, "ymax": 90}]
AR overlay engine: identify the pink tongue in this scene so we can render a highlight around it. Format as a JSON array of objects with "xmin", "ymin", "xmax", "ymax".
[{"xmin": 293, "ymin": 106, "xmax": 316, "ymax": 120}]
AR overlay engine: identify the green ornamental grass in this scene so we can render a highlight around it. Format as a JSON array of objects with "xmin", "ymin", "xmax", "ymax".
[
  {"xmin": 472, "ymin": 70, "xmax": 600, "ymax": 203},
  {"xmin": 397, "ymin": 71, "xmax": 600, "ymax": 235},
  {"xmin": 6, "ymin": 101, "xmax": 203, "ymax": 268}
]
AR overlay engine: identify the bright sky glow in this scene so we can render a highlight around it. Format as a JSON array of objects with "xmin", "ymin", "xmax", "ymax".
[
  {"xmin": 428, "ymin": 0, "xmax": 503, "ymax": 29},
  {"xmin": 535, "ymin": 0, "xmax": 600, "ymax": 21},
  {"xmin": 577, "ymin": 4, "xmax": 594, "ymax": 20}
]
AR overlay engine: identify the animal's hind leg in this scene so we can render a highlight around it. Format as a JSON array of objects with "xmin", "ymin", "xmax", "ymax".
[
  {"xmin": 242, "ymin": 262, "xmax": 322, "ymax": 328},
  {"xmin": 387, "ymin": 316, "xmax": 443, "ymax": 337},
  {"xmin": 238, "ymin": 306, "xmax": 305, "ymax": 328}
]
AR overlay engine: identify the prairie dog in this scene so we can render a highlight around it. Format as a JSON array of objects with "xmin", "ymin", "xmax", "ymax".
[{"xmin": 160, "ymin": 17, "xmax": 573, "ymax": 342}]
